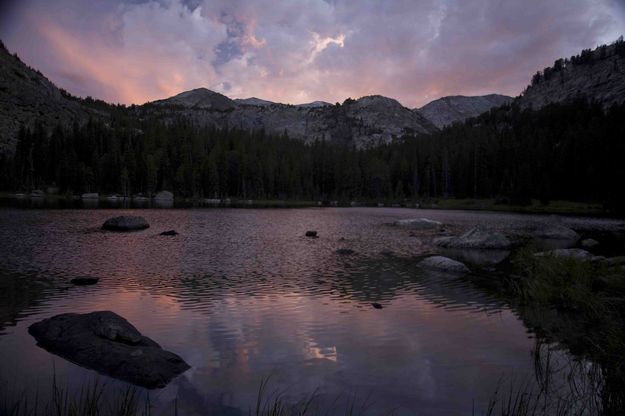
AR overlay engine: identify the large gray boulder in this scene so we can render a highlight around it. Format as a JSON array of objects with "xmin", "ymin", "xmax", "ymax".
[
  {"xmin": 434, "ymin": 227, "xmax": 511, "ymax": 249},
  {"xmin": 418, "ymin": 256, "xmax": 470, "ymax": 273},
  {"xmin": 28, "ymin": 311, "xmax": 190, "ymax": 388},
  {"xmin": 102, "ymin": 216, "xmax": 149, "ymax": 231},
  {"xmin": 393, "ymin": 218, "xmax": 442, "ymax": 230}
]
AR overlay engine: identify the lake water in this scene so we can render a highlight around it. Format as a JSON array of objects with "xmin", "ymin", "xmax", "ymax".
[{"xmin": 0, "ymin": 207, "xmax": 622, "ymax": 415}]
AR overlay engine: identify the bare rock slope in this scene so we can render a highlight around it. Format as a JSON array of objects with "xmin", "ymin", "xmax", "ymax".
[
  {"xmin": 139, "ymin": 92, "xmax": 439, "ymax": 146},
  {"xmin": 417, "ymin": 94, "xmax": 512, "ymax": 128},
  {"xmin": 517, "ymin": 41, "xmax": 625, "ymax": 109}
]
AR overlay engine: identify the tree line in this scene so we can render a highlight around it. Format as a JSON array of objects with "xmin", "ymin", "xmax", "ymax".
[{"xmin": 1, "ymin": 98, "xmax": 624, "ymax": 212}]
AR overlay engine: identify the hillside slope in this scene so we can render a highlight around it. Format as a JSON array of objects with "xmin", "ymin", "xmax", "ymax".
[
  {"xmin": 417, "ymin": 94, "xmax": 512, "ymax": 128},
  {"xmin": 518, "ymin": 40, "xmax": 625, "ymax": 109},
  {"xmin": 0, "ymin": 42, "xmax": 97, "ymax": 154}
]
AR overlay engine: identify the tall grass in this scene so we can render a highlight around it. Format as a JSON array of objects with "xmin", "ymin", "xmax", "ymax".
[{"xmin": 1, "ymin": 372, "xmax": 148, "ymax": 416}]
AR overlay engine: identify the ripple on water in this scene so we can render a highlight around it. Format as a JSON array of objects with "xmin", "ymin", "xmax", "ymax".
[{"xmin": 1, "ymin": 208, "xmax": 618, "ymax": 415}]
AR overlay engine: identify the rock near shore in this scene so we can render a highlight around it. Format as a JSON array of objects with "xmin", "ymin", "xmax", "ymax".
[
  {"xmin": 418, "ymin": 256, "xmax": 470, "ymax": 273},
  {"xmin": 28, "ymin": 311, "xmax": 190, "ymax": 388},
  {"xmin": 393, "ymin": 218, "xmax": 442, "ymax": 230},
  {"xmin": 102, "ymin": 216, "xmax": 150, "ymax": 231},
  {"xmin": 434, "ymin": 226, "xmax": 511, "ymax": 249}
]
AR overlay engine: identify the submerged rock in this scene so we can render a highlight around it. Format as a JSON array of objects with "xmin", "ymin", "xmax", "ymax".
[
  {"xmin": 335, "ymin": 248, "xmax": 355, "ymax": 255},
  {"xmin": 434, "ymin": 226, "xmax": 511, "ymax": 249},
  {"xmin": 70, "ymin": 277, "xmax": 99, "ymax": 286},
  {"xmin": 534, "ymin": 248, "xmax": 593, "ymax": 260},
  {"xmin": 393, "ymin": 218, "xmax": 442, "ymax": 230},
  {"xmin": 102, "ymin": 216, "xmax": 149, "ymax": 231},
  {"xmin": 441, "ymin": 248, "xmax": 510, "ymax": 265},
  {"xmin": 160, "ymin": 230, "xmax": 178, "ymax": 236},
  {"xmin": 371, "ymin": 303, "xmax": 383, "ymax": 309},
  {"xmin": 533, "ymin": 224, "xmax": 580, "ymax": 242},
  {"xmin": 305, "ymin": 230, "xmax": 318, "ymax": 237},
  {"xmin": 28, "ymin": 311, "xmax": 190, "ymax": 388},
  {"xmin": 604, "ymin": 256, "xmax": 625, "ymax": 266},
  {"xmin": 418, "ymin": 256, "xmax": 470, "ymax": 273},
  {"xmin": 581, "ymin": 238, "xmax": 599, "ymax": 248}
]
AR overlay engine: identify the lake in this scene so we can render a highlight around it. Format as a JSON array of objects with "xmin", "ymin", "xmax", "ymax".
[{"xmin": 1, "ymin": 207, "xmax": 622, "ymax": 415}]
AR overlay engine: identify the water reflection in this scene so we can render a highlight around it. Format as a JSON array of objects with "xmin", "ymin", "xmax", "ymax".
[{"xmin": 0, "ymin": 208, "xmax": 623, "ymax": 415}]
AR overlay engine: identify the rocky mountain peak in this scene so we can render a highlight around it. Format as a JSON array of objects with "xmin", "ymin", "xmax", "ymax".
[
  {"xmin": 154, "ymin": 87, "xmax": 236, "ymax": 111},
  {"xmin": 234, "ymin": 97, "xmax": 275, "ymax": 106}
]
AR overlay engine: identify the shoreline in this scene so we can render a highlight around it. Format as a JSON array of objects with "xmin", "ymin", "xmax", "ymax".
[{"xmin": 0, "ymin": 192, "xmax": 611, "ymax": 217}]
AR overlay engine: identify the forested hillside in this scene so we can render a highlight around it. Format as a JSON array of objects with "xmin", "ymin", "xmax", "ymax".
[{"xmin": 1, "ymin": 98, "xmax": 623, "ymax": 212}]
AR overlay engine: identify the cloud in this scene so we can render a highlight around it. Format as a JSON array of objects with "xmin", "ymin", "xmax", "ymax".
[{"xmin": 1, "ymin": 0, "xmax": 623, "ymax": 106}]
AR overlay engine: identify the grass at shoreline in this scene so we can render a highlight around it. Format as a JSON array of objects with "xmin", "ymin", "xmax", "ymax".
[
  {"xmin": 482, "ymin": 245, "xmax": 625, "ymax": 415},
  {"xmin": 0, "ymin": 192, "xmax": 609, "ymax": 216}
]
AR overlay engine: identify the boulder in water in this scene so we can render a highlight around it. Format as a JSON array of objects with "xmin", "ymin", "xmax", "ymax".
[
  {"xmin": 28, "ymin": 311, "xmax": 190, "ymax": 389},
  {"xmin": 160, "ymin": 230, "xmax": 178, "ymax": 236},
  {"xmin": 418, "ymin": 256, "xmax": 470, "ymax": 273},
  {"xmin": 434, "ymin": 226, "xmax": 511, "ymax": 249},
  {"xmin": 102, "ymin": 216, "xmax": 149, "ymax": 231},
  {"xmin": 393, "ymin": 218, "xmax": 442, "ymax": 230},
  {"xmin": 305, "ymin": 230, "xmax": 318, "ymax": 237}
]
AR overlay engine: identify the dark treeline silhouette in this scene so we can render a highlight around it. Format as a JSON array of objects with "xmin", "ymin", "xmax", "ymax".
[{"xmin": 1, "ymin": 99, "xmax": 624, "ymax": 212}]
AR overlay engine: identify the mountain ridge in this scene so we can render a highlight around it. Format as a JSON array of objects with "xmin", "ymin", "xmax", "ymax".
[{"xmin": 3, "ymin": 38, "xmax": 625, "ymax": 153}]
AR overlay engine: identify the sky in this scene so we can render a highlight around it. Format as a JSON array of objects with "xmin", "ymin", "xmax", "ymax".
[{"xmin": 1, "ymin": 0, "xmax": 624, "ymax": 107}]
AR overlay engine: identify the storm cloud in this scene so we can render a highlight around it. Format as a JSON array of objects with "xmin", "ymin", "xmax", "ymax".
[{"xmin": 1, "ymin": 0, "xmax": 623, "ymax": 106}]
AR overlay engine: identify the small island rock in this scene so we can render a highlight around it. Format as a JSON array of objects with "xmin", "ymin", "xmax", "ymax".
[
  {"xmin": 160, "ymin": 230, "xmax": 178, "ymax": 236},
  {"xmin": 418, "ymin": 256, "xmax": 470, "ymax": 273},
  {"xmin": 393, "ymin": 218, "xmax": 442, "ymax": 230}
]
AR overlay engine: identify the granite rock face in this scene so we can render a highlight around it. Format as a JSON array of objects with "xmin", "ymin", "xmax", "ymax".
[
  {"xmin": 517, "ymin": 43, "xmax": 625, "ymax": 110},
  {"xmin": 28, "ymin": 311, "xmax": 190, "ymax": 388},
  {"xmin": 417, "ymin": 94, "xmax": 512, "ymax": 128},
  {"xmin": 137, "ymin": 93, "xmax": 439, "ymax": 147}
]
